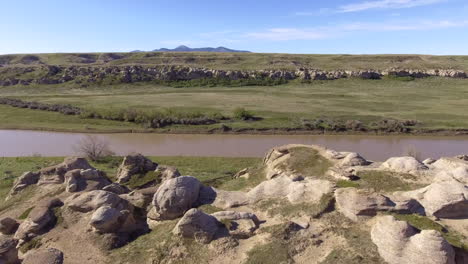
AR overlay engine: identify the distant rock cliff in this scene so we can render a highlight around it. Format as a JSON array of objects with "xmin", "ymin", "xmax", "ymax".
[{"xmin": 0, "ymin": 65, "xmax": 466, "ymax": 86}]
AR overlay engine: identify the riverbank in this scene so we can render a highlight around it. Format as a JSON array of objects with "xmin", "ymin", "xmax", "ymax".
[{"xmin": 1, "ymin": 77, "xmax": 468, "ymax": 136}]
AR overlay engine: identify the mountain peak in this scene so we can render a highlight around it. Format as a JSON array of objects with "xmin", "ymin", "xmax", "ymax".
[{"xmin": 147, "ymin": 46, "xmax": 251, "ymax": 53}]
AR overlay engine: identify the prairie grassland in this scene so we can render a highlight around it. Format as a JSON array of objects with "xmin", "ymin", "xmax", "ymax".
[{"xmin": 0, "ymin": 77, "xmax": 467, "ymax": 132}]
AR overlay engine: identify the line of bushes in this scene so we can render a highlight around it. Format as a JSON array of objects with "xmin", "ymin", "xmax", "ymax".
[
  {"xmin": 300, "ymin": 118, "xmax": 419, "ymax": 133},
  {"xmin": 0, "ymin": 97, "xmax": 82, "ymax": 115},
  {"xmin": 80, "ymin": 108, "xmax": 227, "ymax": 128}
]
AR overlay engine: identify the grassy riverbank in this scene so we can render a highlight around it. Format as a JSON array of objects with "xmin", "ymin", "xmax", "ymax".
[{"xmin": 1, "ymin": 77, "xmax": 468, "ymax": 134}]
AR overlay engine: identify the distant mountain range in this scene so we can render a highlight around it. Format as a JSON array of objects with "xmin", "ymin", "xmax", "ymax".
[{"xmin": 131, "ymin": 45, "xmax": 251, "ymax": 53}]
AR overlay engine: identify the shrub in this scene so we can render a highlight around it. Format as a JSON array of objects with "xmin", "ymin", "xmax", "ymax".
[
  {"xmin": 74, "ymin": 135, "xmax": 114, "ymax": 161},
  {"xmin": 233, "ymin": 107, "xmax": 254, "ymax": 120}
]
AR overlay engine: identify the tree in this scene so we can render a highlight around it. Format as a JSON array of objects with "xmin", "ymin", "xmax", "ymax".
[{"xmin": 74, "ymin": 135, "xmax": 114, "ymax": 161}]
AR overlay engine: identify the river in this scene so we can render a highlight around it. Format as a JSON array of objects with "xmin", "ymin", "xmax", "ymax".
[{"xmin": 1, "ymin": 130, "xmax": 468, "ymax": 161}]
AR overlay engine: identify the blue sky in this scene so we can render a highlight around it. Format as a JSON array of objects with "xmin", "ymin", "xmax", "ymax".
[{"xmin": 1, "ymin": 0, "xmax": 468, "ymax": 55}]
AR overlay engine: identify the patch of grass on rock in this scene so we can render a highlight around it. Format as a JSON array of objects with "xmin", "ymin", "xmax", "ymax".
[
  {"xmin": 256, "ymin": 193, "xmax": 335, "ymax": 218},
  {"xmin": 355, "ymin": 170, "xmax": 424, "ymax": 192},
  {"xmin": 392, "ymin": 214, "xmax": 468, "ymax": 251},
  {"xmin": 278, "ymin": 147, "xmax": 332, "ymax": 178},
  {"xmin": 20, "ymin": 237, "xmax": 43, "ymax": 253},
  {"xmin": 18, "ymin": 206, "xmax": 35, "ymax": 219}
]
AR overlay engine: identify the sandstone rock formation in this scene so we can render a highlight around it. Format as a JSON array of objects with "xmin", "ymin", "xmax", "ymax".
[
  {"xmin": 8, "ymin": 171, "xmax": 40, "ymax": 197},
  {"xmin": 0, "ymin": 218, "xmax": 19, "ymax": 235},
  {"xmin": 1, "ymin": 64, "xmax": 466, "ymax": 87},
  {"xmin": 155, "ymin": 165, "xmax": 181, "ymax": 182},
  {"xmin": 150, "ymin": 176, "xmax": 201, "ymax": 220},
  {"xmin": 64, "ymin": 168, "xmax": 111, "ymax": 193},
  {"xmin": 335, "ymin": 188, "xmax": 422, "ymax": 221},
  {"xmin": 0, "ymin": 237, "xmax": 19, "ymax": 264},
  {"xmin": 22, "ymin": 248, "xmax": 64, "ymax": 264},
  {"xmin": 173, "ymin": 208, "xmax": 221, "ymax": 244},
  {"xmin": 248, "ymin": 175, "xmax": 334, "ymax": 204},
  {"xmin": 116, "ymin": 154, "xmax": 158, "ymax": 183},
  {"xmin": 381, "ymin": 156, "xmax": 428, "ymax": 173},
  {"xmin": 397, "ymin": 180, "xmax": 468, "ymax": 218},
  {"xmin": 14, "ymin": 198, "xmax": 63, "ymax": 243},
  {"xmin": 38, "ymin": 157, "xmax": 94, "ymax": 185},
  {"xmin": 211, "ymin": 211, "xmax": 259, "ymax": 238},
  {"xmin": 371, "ymin": 215, "xmax": 455, "ymax": 264}
]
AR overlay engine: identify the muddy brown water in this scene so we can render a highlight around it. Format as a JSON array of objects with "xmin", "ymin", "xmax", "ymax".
[{"xmin": 1, "ymin": 130, "xmax": 468, "ymax": 161}]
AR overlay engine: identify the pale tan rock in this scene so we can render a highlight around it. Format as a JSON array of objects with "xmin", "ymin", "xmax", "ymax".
[{"xmin": 371, "ymin": 215, "xmax": 455, "ymax": 264}]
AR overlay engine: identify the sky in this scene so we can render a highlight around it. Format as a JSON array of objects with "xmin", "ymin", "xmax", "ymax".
[{"xmin": 1, "ymin": 0, "xmax": 468, "ymax": 55}]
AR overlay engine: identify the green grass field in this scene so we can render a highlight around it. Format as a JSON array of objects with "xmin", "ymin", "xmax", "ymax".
[
  {"xmin": 2, "ymin": 52, "xmax": 468, "ymax": 71},
  {"xmin": 1, "ymin": 77, "xmax": 468, "ymax": 133}
]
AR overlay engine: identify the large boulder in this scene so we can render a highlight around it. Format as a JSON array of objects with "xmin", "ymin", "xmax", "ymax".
[
  {"xmin": 397, "ymin": 181, "xmax": 468, "ymax": 218},
  {"xmin": 0, "ymin": 237, "xmax": 19, "ymax": 264},
  {"xmin": 431, "ymin": 157, "xmax": 468, "ymax": 184},
  {"xmin": 150, "ymin": 176, "xmax": 201, "ymax": 220},
  {"xmin": 14, "ymin": 198, "xmax": 63, "ymax": 243},
  {"xmin": 173, "ymin": 209, "xmax": 221, "ymax": 244},
  {"xmin": 338, "ymin": 152, "xmax": 370, "ymax": 167},
  {"xmin": 22, "ymin": 248, "xmax": 64, "ymax": 264},
  {"xmin": 64, "ymin": 169, "xmax": 111, "ymax": 193},
  {"xmin": 116, "ymin": 154, "xmax": 158, "ymax": 183},
  {"xmin": 90, "ymin": 205, "xmax": 136, "ymax": 234},
  {"xmin": 380, "ymin": 156, "xmax": 427, "ymax": 173},
  {"xmin": 0, "ymin": 218, "xmax": 19, "ymax": 235},
  {"xmin": 371, "ymin": 215, "xmax": 455, "ymax": 264},
  {"xmin": 65, "ymin": 190, "xmax": 129, "ymax": 213},
  {"xmin": 335, "ymin": 188, "xmax": 423, "ymax": 221},
  {"xmin": 38, "ymin": 157, "xmax": 94, "ymax": 185}
]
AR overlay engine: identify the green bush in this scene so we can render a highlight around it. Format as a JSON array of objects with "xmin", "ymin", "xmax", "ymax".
[{"xmin": 233, "ymin": 107, "xmax": 254, "ymax": 120}]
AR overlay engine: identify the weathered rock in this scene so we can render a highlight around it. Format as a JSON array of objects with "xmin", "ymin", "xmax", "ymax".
[
  {"xmin": 0, "ymin": 237, "xmax": 19, "ymax": 264},
  {"xmin": 371, "ymin": 215, "xmax": 455, "ymax": 264},
  {"xmin": 327, "ymin": 167, "xmax": 357, "ymax": 181},
  {"xmin": 155, "ymin": 165, "xmax": 181, "ymax": 182},
  {"xmin": 335, "ymin": 188, "xmax": 423, "ymax": 221},
  {"xmin": 151, "ymin": 176, "xmax": 201, "ymax": 220},
  {"xmin": 381, "ymin": 156, "xmax": 427, "ymax": 173},
  {"xmin": 431, "ymin": 157, "xmax": 468, "ymax": 184},
  {"xmin": 120, "ymin": 186, "xmax": 158, "ymax": 209},
  {"xmin": 200, "ymin": 187, "xmax": 249, "ymax": 209},
  {"xmin": 247, "ymin": 175, "xmax": 334, "ymax": 204},
  {"xmin": 22, "ymin": 248, "xmax": 64, "ymax": 264},
  {"xmin": 173, "ymin": 209, "xmax": 220, "ymax": 244},
  {"xmin": 339, "ymin": 152, "xmax": 370, "ymax": 167},
  {"xmin": 89, "ymin": 206, "xmax": 134, "ymax": 234},
  {"xmin": 102, "ymin": 183, "xmax": 130, "ymax": 195},
  {"xmin": 7, "ymin": 171, "xmax": 40, "ymax": 197},
  {"xmin": 398, "ymin": 181, "xmax": 468, "ymax": 218},
  {"xmin": 14, "ymin": 198, "xmax": 63, "ymax": 243},
  {"xmin": 211, "ymin": 211, "xmax": 259, "ymax": 238},
  {"xmin": 65, "ymin": 190, "xmax": 129, "ymax": 213},
  {"xmin": 263, "ymin": 145, "xmax": 304, "ymax": 181},
  {"xmin": 0, "ymin": 218, "xmax": 19, "ymax": 235},
  {"xmin": 64, "ymin": 169, "xmax": 111, "ymax": 193},
  {"xmin": 116, "ymin": 154, "xmax": 158, "ymax": 183},
  {"xmin": 423, "ymin": 158, "xmax": 436, "ymax": 165},
  {"xmin": 38, "ymin": 157, "xmax": 94, "ymax": 185},
  {"xmin": 335, "ymin": 188, "xmax": 394, "ymax": 221}
]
